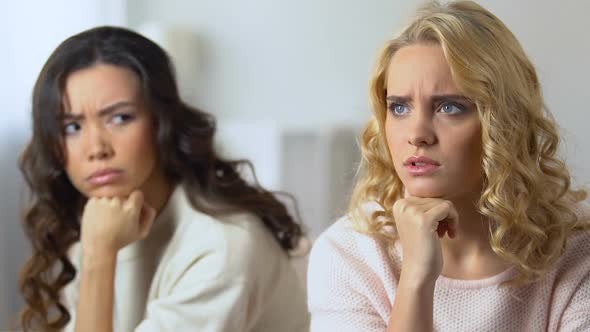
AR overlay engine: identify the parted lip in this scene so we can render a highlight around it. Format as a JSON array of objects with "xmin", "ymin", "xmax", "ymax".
[
  {"xmin": 86, "ymin": 168, "xmax": 123, "ymax": 181},
  {"xmin": 403, "ymin": 156, "xmax": 441, "ymax": 166}
]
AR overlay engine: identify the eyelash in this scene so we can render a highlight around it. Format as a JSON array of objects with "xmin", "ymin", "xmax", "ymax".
[
  {"xmin": 112, "ymin": 113, "xmax": 135, "ymax": 124},
  {"xmin": 387, "ymin": 102, "xmax": 466, "ymax": 116},
  {"xmin": 63, "ymin": 122, "xmax": 81, "ymax": 136},
  {"xmin": 388, "ymin": 103, "xmax": 409, "ymax": 116},
  {"xmin": 62, "ymin": 113, "xmax": 136, "ymax": 136}
]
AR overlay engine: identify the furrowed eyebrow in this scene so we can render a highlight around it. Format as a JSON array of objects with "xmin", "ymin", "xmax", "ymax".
[
  {"xmin": 60, "ymin": 113, "xmax": 83, "ymax": 121},
  {"xmin": 96, "ymin": 101, "xmax": 136, "ymax": 117},
  {"xmin": 386, "ymin": 95, "xmax": 411, "ymax": 104},
  {"xmin": 386, "ymin": 94, "xmax": 472, "ymax": 104},
  {"xmin": 430, "ymin": 95, "xmax": 472, "ymax": 104},
  {"xmin": 60, "ymin": 101, "xmax": 137, "ymax": 121}
]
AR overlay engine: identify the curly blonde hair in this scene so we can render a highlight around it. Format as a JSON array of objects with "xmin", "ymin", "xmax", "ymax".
[{"xmin": 349, "ymin": 0, "xmax": 589, "ymax": 286}]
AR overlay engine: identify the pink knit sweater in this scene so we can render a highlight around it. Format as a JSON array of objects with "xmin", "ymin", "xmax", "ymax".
[{"xmin": 307, "ymin": 209, "xmax": 590, "ymax": 332}]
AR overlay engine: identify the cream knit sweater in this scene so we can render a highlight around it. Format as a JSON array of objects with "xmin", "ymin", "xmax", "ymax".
[{"xmin": 64, "ymin": 186, "xmax": 309, "ymax": 332}]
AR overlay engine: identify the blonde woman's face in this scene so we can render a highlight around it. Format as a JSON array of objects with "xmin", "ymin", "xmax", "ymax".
[{"xmin": 385, "ymin": 43, "xmax": 482, "ymax": 199}]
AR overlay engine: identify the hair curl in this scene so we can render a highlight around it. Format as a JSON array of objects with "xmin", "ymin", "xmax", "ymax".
[
  {"xmin": 19, "ymin": 26, "xmax": 304, "ymax": 331},
  {"xmin": 349, "ymin": 0, "xmax": 589, "ymax": 287}
]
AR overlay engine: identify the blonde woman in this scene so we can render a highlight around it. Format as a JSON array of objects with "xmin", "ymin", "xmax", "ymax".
[{"xmin": 307, "ymin": 1, "xmax": 590, "ymax": 331}]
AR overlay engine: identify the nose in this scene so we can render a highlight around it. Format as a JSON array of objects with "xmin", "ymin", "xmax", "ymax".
[
  {"xmin": 85, "ymin": 125, "xmax": 114, "ymax": 161},
  {"xmin": 407, "ymin": 108, "xmax": 437, "ymax": 147}
]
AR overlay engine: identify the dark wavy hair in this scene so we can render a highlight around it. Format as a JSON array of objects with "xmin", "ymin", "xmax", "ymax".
[{"xmin": 18, "ymin": 26, "xmax": 304, "ymax": 331}]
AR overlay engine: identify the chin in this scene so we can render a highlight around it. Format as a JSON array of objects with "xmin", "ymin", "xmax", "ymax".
[
  {"xmin": 405, "ymin": 181, "xmax": 449, "ymax": 198},
  {"xmin": 87, "ymin": 186, "xmax": 134, "ymax": 199}
]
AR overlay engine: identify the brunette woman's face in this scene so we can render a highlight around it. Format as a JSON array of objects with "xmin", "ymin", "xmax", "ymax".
[{"xmin": 61, "ymin": 63, "xmax": 163, "ymax": 198}]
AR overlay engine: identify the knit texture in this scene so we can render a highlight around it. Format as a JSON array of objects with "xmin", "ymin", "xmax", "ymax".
[{"xmin": 308, "ymin": 205, "xmax": 590, "ymax": 332}]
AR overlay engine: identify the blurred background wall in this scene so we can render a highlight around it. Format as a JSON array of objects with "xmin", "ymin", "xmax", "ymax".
[
  {"xmin": 0, "ymin": 0, "xmax": 127, "ymax": 327},
  {"xmin": 1, "ymin": 0, "xmax": 589, "ymax": 327}
]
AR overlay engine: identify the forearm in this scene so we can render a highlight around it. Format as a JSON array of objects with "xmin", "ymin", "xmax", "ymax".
[
  {"xmin": 386, "ymin": 272, "xmax": 435, "ymax": 332},
  {"xmin": 75, "ymin": 250, "xmax": 117, "ymax": 332}
]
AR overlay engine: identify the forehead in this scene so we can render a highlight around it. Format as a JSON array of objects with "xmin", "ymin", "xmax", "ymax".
[
  {"xmin": 63, "ymin": 63, "xmax": 141, "ymax": 112},
  {"xmin": 386, "ymin": 43, "xmax": 458, "ymax": 95}
]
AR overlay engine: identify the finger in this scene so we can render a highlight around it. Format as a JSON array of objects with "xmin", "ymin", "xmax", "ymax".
[
  {"xmin": 394, "ymin": 198, "xmax": 442, "ymax": 219},
  {"xmin": 404, "ymin": 187, "xmax": 411, "ymax": 199},
  {"xmin": 84, "ymin": 197, "xmax": 97, "ymax": 208},
  {"xmin": 445, "ymin": 203, "xmax": 459, "ymax": 232},
  {"xmin": 436, "ymin": 220, "xmax": 454, "ymax": 238},
  {"xmin": 142, "ymin": 203, "xmax": 157, "ymax": 225},
  {"xmin": 124, "ymin": 190, "xmax": 144, "ymax": 213},
  {"xmin": 403, "ymin": 197, "xmax": 444, "ymax": 210},
  {"xmin": 424, "ymin": 201, "xmax": 459, "ymax": 231},
  {"xmin": 436, "ymin": 221, "xmax": 446, "ymax": 238},
  {"xmin": 110, "ymin": 196, "xmax": 123, "ymax": 206},
  {"xmin": 447, "ymin": 226, "xmax": 456, "ymax": 238}
]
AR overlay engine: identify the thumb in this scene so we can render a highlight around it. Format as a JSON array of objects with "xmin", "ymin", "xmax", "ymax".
[
  {"xmin": 124, "ymin": 190, "xmax": 145, "ymax": 215},
  {"xmin": 403, "ymin": 187, "xmax": 412, "ymax": 199}
]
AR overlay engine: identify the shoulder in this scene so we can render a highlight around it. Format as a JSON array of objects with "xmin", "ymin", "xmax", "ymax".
[
  {"xmin": 309, "ymin": 202, "xmax": 395, "ymax": 274},
  {"xmin": 573, "ymin": 199, "xmax": 590, "ymax": 225},
  {"xmin": 307, "ymin": 214, "xmax": 397, "ymax": 307},
  {"xmin": 556, "ymin": 228, "xmax": 590, "ymax": 276},
  {"xmin": 309, "ymin": 216, "xmax": 376, "ymax": 263},
  {"xmin": 552, "ymin": 222, "xmax": 590, "ymax": 326},
  {"xmin": 557, "ymin": 200, "xmax": 590, "ymax": 270},
  {"xmin": 546, "ymin": 201, "xmax": 590, "ymax": 300},
  {"xmin": 164, "ymin": 204, "xmax": 287, "ymax": 284},
  {"xmin": 309, "ymin": 214, "xmax": 392, "ymax": 270}
]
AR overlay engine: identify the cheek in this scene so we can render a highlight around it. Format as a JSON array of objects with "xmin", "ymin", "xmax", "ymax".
[
  {"xmin": 446, "ymin": 125, "xmax": 482, "ymax": 172},
  {"xmin": 385, "ymin": 119, "xmax": 405, "ymax": 164},
  {"xmin": 63, "ymin": 140, "xmax": 83, "ymax": 179},
  {"xmin": 128, "ymin": 124, "xmax": 159, "ymax": 166}
]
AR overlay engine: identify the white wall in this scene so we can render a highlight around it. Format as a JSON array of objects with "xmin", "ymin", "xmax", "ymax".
[
  {"xmin": 126, "ymin": 0, "xmax": 418, "ymax": 127},
  {"xmin": 126, "ymin": 0, "xmax": 590, "ymax": 188},
  {"xmin": 476, "ymin": 0, "xmax": 590, "ymax": 189},
  {"xmin": 0, "ymin": 0, "xmax": 125, "ymax": 327}
]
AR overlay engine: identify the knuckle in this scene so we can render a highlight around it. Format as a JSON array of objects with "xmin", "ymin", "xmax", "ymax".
[
  {"xmin": 407, "ymin": 205, "xmax": 419, "ymax": 215},
  {"xmin": 415, "ymin": 214, "xmax": 428, "ymax": 225}
]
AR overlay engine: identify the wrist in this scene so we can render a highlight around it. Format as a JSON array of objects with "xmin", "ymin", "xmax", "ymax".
[
  {"xmin": 82, "ymin": 245, "xmax": 118, "ymax": 267},
  {"xmin": 399, "ymin": 269, "xmax": 438, "ymax": 290}
]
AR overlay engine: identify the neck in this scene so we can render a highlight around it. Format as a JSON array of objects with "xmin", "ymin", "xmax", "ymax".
[
  {"xmin": 443, "ymin": 195, "xmax": 489, "ymax": 251},
  {"xmin": 142, "ymin": 165, "xmax": 175, "ymax": 216},
  {"xmin": 439, "ymin": 193, "xmax": 509, "ymax": 279}
]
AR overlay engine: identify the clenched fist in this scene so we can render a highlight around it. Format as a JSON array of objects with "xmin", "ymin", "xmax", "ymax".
[
  {"xmin": 393, "ymin": 193, "xmax": 458, "ymax": 284},
  {"xmin": 80, "ymin": 191, "xmax": 157, "ymax": 257}
]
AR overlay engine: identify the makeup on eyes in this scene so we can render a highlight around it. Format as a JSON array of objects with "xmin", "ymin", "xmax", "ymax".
[{"xmin": 386, "ymin": 94, "xmax": 473, "ymax": 116}]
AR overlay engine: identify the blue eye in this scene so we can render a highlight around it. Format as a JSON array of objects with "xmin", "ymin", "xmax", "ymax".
[
  {"xmin": 439, "ymin": 103, "xmax": 464, "ymax": 114},
  {"xmin": 63, "ymin": 123, "xmax": 81, "ymax": 135},
  {"xmin": 389, "ymin": 103, "xmax": 410, "ymax": 116}
]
